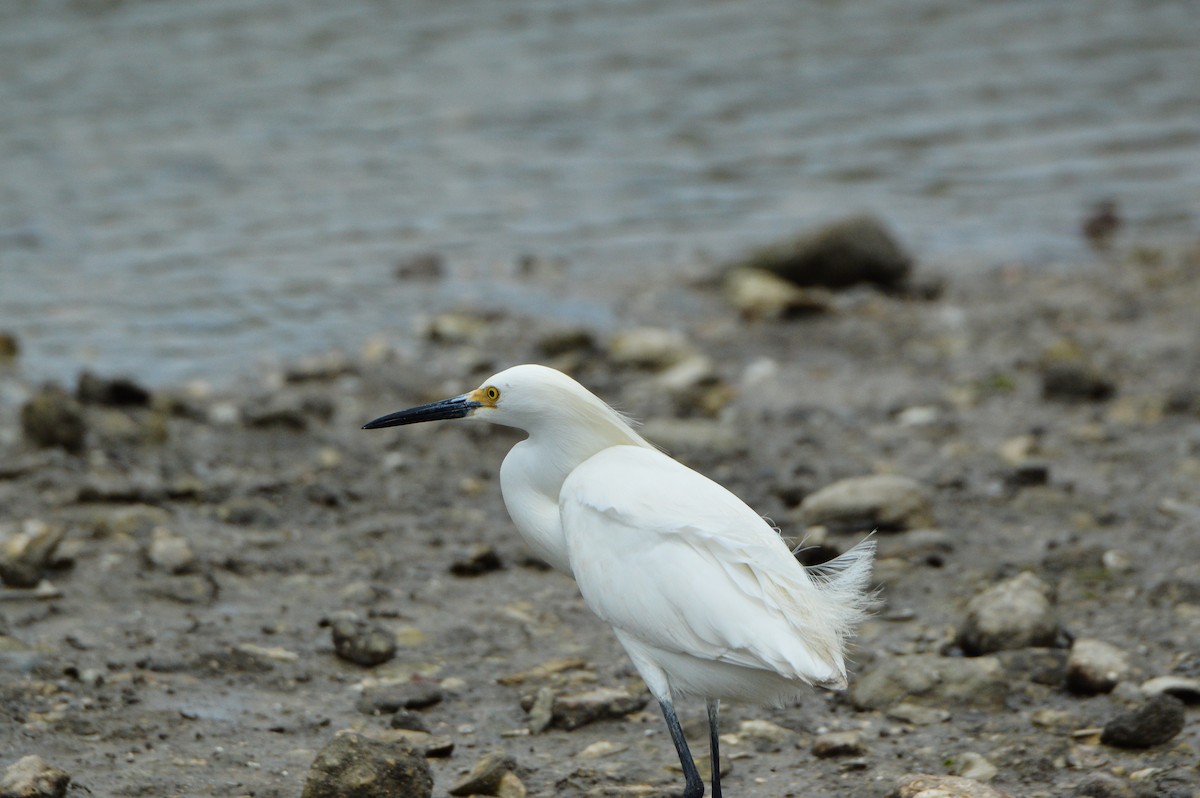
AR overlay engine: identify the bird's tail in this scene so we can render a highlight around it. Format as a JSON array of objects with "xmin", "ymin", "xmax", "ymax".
[{"xmin": 804, "ymin": 535, "xmax": 878, "ymax": 647}]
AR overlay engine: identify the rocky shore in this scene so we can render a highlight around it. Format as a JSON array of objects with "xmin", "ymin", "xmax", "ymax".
[{"xmin": 2, "ymin": 231, "xmax": 1199, "ymax": 797}]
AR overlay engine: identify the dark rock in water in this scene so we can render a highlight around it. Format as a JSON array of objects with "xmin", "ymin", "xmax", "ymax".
[
  {"xmin": 357, "ymin": 681, "xmax": 444, "ymax": 714},
  {"xmin": 1100, "ymin": 694, "xmax": 1185, "ymax": 749},
  {"xmin": 1040, "ymin": 362, "xmax": 1116, "ymax": 402},
  {"xmin": 0, "ymin": 331, "xmax": 19, "ymax": 360},
  {"xmin": 449, "ymin": 543, "xmax": 503, "ymax": 577},
  {"xmin": 301, "ymin": 732, "xmax": 432, "ymax": 798},
  {"xmin": 20, "ymin": 386, "xmax": 87, "ymax": 453},
  {"xmin": 394, "ymin": 252, "xmax": 444, "ymax": 281},
  {"xmin": 328, "ymin": 613, "xmax": 397, "ymax": 667},
  {"xmin": 76, "ymin": 371, "xmax": 151, "ymax": 407},
  {"xmin": 0, "ymin": 754, "xmax": 71, "ymax": 798},
  {"xmin": 447, "ymin": 750, "xmax": 516, "ymax": 797},
  {"xmin": 731, "ymin": 215, "xmax": 912, "ymax": 290}
]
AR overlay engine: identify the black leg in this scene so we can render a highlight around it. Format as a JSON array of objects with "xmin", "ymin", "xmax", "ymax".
[
  {"xmin": 659, "ymin": 699, "xmax": 704, "ymax": 798},
  {"xmin": 707, "ymin": 699, "xmax": 722, "ymax": 798}
]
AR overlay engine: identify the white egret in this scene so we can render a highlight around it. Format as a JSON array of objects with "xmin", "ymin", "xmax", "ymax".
[{"xmin": 364, "ymin": 364, "xmax": 875, "ymax": 798}]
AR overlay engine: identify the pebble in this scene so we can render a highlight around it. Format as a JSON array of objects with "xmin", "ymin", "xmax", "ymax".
[
  {"xmin": 993, "ymin": 648, "xmax": 1068, "ymax": 687},
  {"xmin": 0, "ymin": 520, "xmax": 66, "ymax": 589},
  {"xmin": 811, "ymin": 730, "xmax": 866, "ymax": 758},
  {"xmin": 356, "ymin": 681, "xmax": 445, "ymax": 714},
  {"xmin": 800, "ymin": 474, "xmax": 934, "ymax": 531},
  {"xmin": 851, "ymin": 654, "xmax": 1008, "ymax": 710},
  {"xmin": 957, "ymin": 572, "xmax": 1061, "ymax": 655},
  {"xmin": 577, "ymin": 740, "xmax": 628, "ymax": 759},
  {"xmin": 886, "ymin": 703, "xmax": 951, "ymax": 726},
  {"xmin": 886, "ymin": 773, "xmax": 1014, "ymax": 798},
  {"xmin": 447, "ymin": 750, "xmax": 517, "ymax": 797},
  {"xmin": 328, "ymin": 613, "xmax": 398, "ymax": 667},
  {"xmin": 496, "ymin": 771, "xmax": 527, "ymax": 798},
  {"xmin": 0, "ymin": 331, "xmax": 19, "ymax": 359},
  {"xmin": 1040, "ymin": 361, "xmax": 1116, "ymax": 403},
  {"xmin": 449, "ymin": 543, "xmax": 504, "ymax": 577},
  {"xmin": 20, "ymin": 386, "xmax": 87, "ymax": 453},
  {"xmin": 1066, "ymin": 639, "xmax": 1130, "ymax": 695},
  {"xmin": 949, "ymin": 752, "xmax": 998, "ymax": 782},
  {"xmin": 1140, "ymin": 675, "xmax": 1200, "ymax": 704},
  {"xmin": 145, "ymin": 527, "xmax": 196, "ymax": 574},
  {"xmin": 389, "ymin": 709, "xmax": 431, "ymax": 733},
  {"xmin": 1100, "ymin": 693, "xmax": 1186, "ymax": 749},
  {"xmin": 729, "ymin": 215, "xmax": 912, "ymax": 290},
  {"xmin": 1070, "ymin": 773, "xmax": 1134, "ymax": 798},
  {"xmin": 723, "ymin": 267, "xmax": 833, "ymax": 320},
  {"xmin": 545, "ymin": 686, "xmax": 648, "ymax": 730},
  {"xmin": 301, "ymin": 732, "xmax": 432, "ymax": 798},
  {"xmin": 526, "ymin": 686, "xmax": 555, "ymax": 734},
  {"xmin": 736, "ymin": 719, "xmax": 793, "ymax": 747},
  {"xmin": 607, "ymin": 327, "xmax": 693, "ymax": 370},
  {"xmin": 0, "ymin": 755, "xmax": 71, "ymax": 798}
]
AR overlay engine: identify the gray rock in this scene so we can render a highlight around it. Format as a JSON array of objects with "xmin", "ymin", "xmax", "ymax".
[
  {"xmin": 0, "ymin": 755, "xmax": 70, "ymax": 798},
  {"xmin": 548, "ymin": 686, "xmax": 648, "ymax": 730},
  {"xmin": 1140, "ymin": 675, "xmax": 1200, "ymax": 704},
  {"xmin": 526, "ymin": 686, "xmax": 555, "ymax": 734},
  {"xmin": 801, "ymin": 474, "xmax": 934, "ymax": 531},
  {"xmin": 329, "ymin": 613, "xmax": 397, "ymax": 667},
  {"xmin": 20, "ymin": 386, "xmax": 87, "ymax": 453},
  {"xmin": 1071, "ymin": 773, "xmax": 1134, "ymax": 798},
  {"xmin": 357, "ymin": 682, "xmax": 444, "ymax": 714},
  {"xmin": 949, "ymin": 752, "xmax": 998, "ymax": 782},
  {"xmin": 958, "ymin": 572, "xmax": 1061, "ymax": 655},
  {"xmin": 1100, "ymin": 694, "xmax": 1186, "ymax": 749},
  {"xmin": 851, "ymin": 654, "xmax": 1008, "ymax": 710},
  {"xmin": 812, "ymin": 730, "xmax": 867, "ymax": 758},
  {"xmin": 145, "ymin": 527, "xmax": 196, "ymax": 574},
  {"xmin": 887, "ymin": 773, "xmax": 1015, "ymax": 798},
  {"xmin": 886, "ymin": 702, "xmax": 951, "ymax": 725},
  {"xmin": 301, "ymin": 732, "xmax": 432, "ymax": 798},
  {"xmin": 1066, "ymin": 639, "xmax": 1130, "ymax": 695},
  {"xmin": 448, "ymin": 750, "xmax": 516, "ymax": 797},
  {"xmin": 732, "ymin": 215, "xmax": 912, "ymax": 290},
  {"xmin": 389, "ymin": 709, "xmax": 431, "ymax": 733}
]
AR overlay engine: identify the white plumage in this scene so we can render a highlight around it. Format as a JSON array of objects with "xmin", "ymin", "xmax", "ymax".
[{"xmin": 364, "ymin": 364, "xmax": 875, "ymax": 798}]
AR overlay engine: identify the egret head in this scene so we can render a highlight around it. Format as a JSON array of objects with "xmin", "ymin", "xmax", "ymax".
[{"xmin": 363, "ymin": 364, "xmax": 644, "ymax": 443}]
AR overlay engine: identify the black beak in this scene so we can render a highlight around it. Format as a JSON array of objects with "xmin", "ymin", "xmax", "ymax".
[{"xmin": 362, "ymin": 394, "xmax": 479, "ymax": 429}]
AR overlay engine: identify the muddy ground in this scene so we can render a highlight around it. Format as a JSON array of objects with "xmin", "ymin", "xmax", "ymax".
[{"xmin": 2, "ymin": 245, "xmax": 1199, "ymax": 798}]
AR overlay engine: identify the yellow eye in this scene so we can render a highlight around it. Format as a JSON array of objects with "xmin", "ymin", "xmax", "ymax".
[{"xmin": 484, "ymin": 386, "xmax": 500, "ymax": 402}]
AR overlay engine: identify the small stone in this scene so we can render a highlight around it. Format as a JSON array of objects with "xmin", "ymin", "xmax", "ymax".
[
  {"xmin": 731, "ymin": 215, "xmax": 912, "ymax": 290},
  {"xmin": 75, "ymin": 371, "xmax": 151, "ymax": 407},
  {"xmin": 1066, "ymin": 639, "xmax": 1130, "ymax": 695},
  {"xmin": 1071, "ymin": 773, "xmax": 1134, "ymax": 798},
  {"xmin": 0, "ymin": 755, "xmax": 71, "ymax": 798},
  {"xmin": 145, "ymin": 527, "xmax": 196, "ymax": 574},
  {"xmin": 217, "ymin": 496, "xmax": 281, "ymax": 527},
  {"xmin": 724, "ymin": 268, "xmax": 832, "ymax": 320},
  {"xmin": 0, "ymin": 521, "xmax": 67, "ymax": 588},
  {"xmin": 449, "ymin": 544, "xmax": 504, "ymax": 577},
  {"xmin": 357, "ymin": 682, "xmax": 444, "ymax": 714},
  {"xmin": 852, "ymin": 655, "xmax": 1008, "ymax": 710},
  {"xmin": 20, "ymin": 386, "xmax": 87, "ymax": 453},
  {"xmin": 329, "ymin": 614, "xmax": 397, "ymax": 667},
  {"xmin": 1100, "ymin": 694, "xmax": 1186, "ymax": 749},
  {"xmin": 800, "ymin": 474, "xmax": 934, "ymax": 531},
  {"xmin": 0, "ymin": 331, "xmax": 19, "ymax": 360},
  {"xmin": 887, "ymin": 773, "xmax": 1015, "ymax": 798},
  {"xmin": 496, "ymin": 771, "xmax": 526, "ymax": 798},
  {"xmin": 886, "ymin": 703, "xmax": 950, "ymax": 725},
  {"xmin": 1140, "ymin": 675, "xmax": 1200, "ymax": 704},
  {"xmin": 526, "ymin": 686, "xmax": 555, "ymax": 734},
  {"xmin": 149, "ymin": 572, "xmax": 219, "ymax": 605},
  {"xmin": 993, "ymin": 648, "xmax": 1068, "ymax": 687},
  {"xmin": 550, "ymin": 687, "xmax": 648, "ymax": 730},
  {"xmin": 737, "ymin": 719, "xmax": 793, "ymax": 747},
  {"xmin": 1040, "ymin": 362, "xmax": 1116, "ymax": 403},
  {"xmin": 608, "ymin": 327, "xmax": 693, "ymax": 370},
  {"xmin": 301, "ymin": 732, "xmax": 432, "ymax": 798},
  {"xmin": 949, "ymin": 752, "xmax": 998, "ymax": 782},
  {"xmin": 812, "ymin": 730, "xmax": 866, "ymax": 758},
  {"xmin": 958, "ymin": 572, "xmax": 1061, "ymax": 655},
  {"xmin": 577, "ymin": 740, "xmax": 628, "ymax": 759},
  {"xmin": 389, "ymin": 710, "xmax": 431, "ymax": 733},
  {"xmin": 448, "ymin": 750, "xmax": 517, "ymax": 797}
]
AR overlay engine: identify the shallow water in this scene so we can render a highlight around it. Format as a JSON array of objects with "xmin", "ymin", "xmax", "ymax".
[{"xmin": 2, "ymin": 0, "xmax": 1198, "ymax": 387}]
